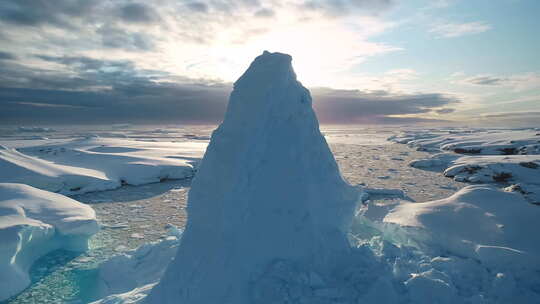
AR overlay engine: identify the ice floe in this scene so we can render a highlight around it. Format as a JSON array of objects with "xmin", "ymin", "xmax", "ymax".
[
  {"xmin": 394, "ymin": 128, "xmax": 540, "ymax": 204},
  {"xmin": 0, "ymin": 183, "xmax": 99, "ymax": 301},
  {"xmin": 0, "ymin": 138, "xmax": 206, "ymax": 195}
]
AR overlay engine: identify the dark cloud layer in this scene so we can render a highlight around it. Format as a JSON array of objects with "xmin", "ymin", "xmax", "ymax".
[
  {"xmin": 0, "ymin": 51, "xmax": 16, "ymax": 60},
  {"xmin": 0, "ymin": 55, "xmax": 457, "ymax": 125},
  {"xmin": 311, "ymin": 88, "xmax": 458, "ymax": 124},
  {"xmin": 464, "ymin": 75, "xmax": 506, "ymax": 86},
  {"xmin": 0, "ymin": 0, "xmax": 96, "ymax": 27},
  {"xmin": 118, "ymin": 3, "xmax": 160, "ymax": 24}
]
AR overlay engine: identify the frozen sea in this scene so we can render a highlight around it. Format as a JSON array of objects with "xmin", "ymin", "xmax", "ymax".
[{"xmin": 1, "ymin": 124, "xmax": 538, "ymax": 303}]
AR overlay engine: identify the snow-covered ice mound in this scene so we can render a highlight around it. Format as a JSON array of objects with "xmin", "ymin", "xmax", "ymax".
[
  {"xmin": 0, "ymin": 138, "xmax": 207, "ymax": 194},
  {"xmin": 390, "ymin": 128, "xmax": 540, "ymax": 155},
  {"xmin": 354, "ymin": 185, "xmax": 540, "ymax": 303},
  {"xmin": 396, "ymin": 129, "xmax": 540, "ymax": 204},
  {"xmin": 0, "ymin": 183, "xmax": 99, "ymax": 301},
  {"xmin": 146, "ymin": 51, "xmax": 360, "ymax": 303},
  {"xmin": 0, "ymin": 146, "xmax": 119, "ymax": 194},
  {"xmin": 95, "ymin": 226, "xmax": 182, "ymax": 300},
  {"xmin": 444, "ymin": 155, "xmax": 540, "ymax": 184},
  {"xmin": 364, "ymin": 185, "xmax": 540, "ymax": 268}
]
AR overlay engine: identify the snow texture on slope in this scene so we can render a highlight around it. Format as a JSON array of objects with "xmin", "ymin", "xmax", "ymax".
[
  {"xmin": 95, "ymin": 226, "xmax": 183, "ymax": 299},
  {"xmin": 146, "ymin": 51, "xmax": 360, "ymax": 304},
  {"xmin": 381, "ymin": 185, "xmax": 540, "ymax": 267},
  {"xmin": 0, "ymin": 138, "xmax": 206, "ymax": 195},
  {"xmin": 0, "ymin": 183, "xmax": 99, "ymax": 301}
]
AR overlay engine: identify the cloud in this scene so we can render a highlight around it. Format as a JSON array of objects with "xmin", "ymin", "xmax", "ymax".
[
  {"xmin": 435, "ymin": 108, "xmax": 455, "ymax": 114},
  {"xmin": 310, "ymin": 87, "xmax": 459, "ymax": 124},
  {"xmin": 482, "ymin": 111, "xmax": 540, "ymax": 119},
  {"xmin": 430, "ymin": 21, "xmax": 491, "ymax": 38},
  {"xmin": 0, "ymin": 55, "xmax": 459, "ymax": 125},
  {"xmin": 186, "ymin": 2, "xmax": 210, "ymax": 13},
  {"xmin": 0, "ymin": 55, "xmax": 231, "ymax": 124},
  {"xmin": 97, "ymin": 24, "xmax": 155, "ymax": 51},
  {"xmin": 0, "ymin": 0, "xmax": 400, "ymax": 86},
  {"xmin": 302, "ymin": 0, "xmax": 396, "ymax": 16},
  {"xmin": 254, "ymin": 8, "xmax": 276, "ymax": 18},
  {"xmin": 118, "ymin": 3, "xmax": 160, "ymax": 24},
  {"xmin": 0, "ymin": 0, "xmax": 97, "ymax": 27},
  {"xmin": 463, "ymin": 75, "xmax": 505, "ymax": 86},
  {"xmin": 458, "ymin": 73, "xmax": 540, "ymax": 91},
  {"xmin": 477, "ymin": 111, "xmax": 540, "ymax": 126},
  {"xmin": 0, "ymin": 1, "xmax": 421, "ymax": 125},
  {"xmin": 0, "ymin": 51, "xmax": 16, "ymax": 60}
]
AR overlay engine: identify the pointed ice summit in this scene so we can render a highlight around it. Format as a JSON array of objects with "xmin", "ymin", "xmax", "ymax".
[{"xmin": 146, "ymin": 51, "xmax": 359, "ymax": 304}]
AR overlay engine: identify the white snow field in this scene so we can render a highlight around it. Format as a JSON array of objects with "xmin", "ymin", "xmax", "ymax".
[
  {"xmin": 0, "ymin": 138, "xmax": 206, "ymax": 195},
  {"xmin": 0, "ymin": 183, "xmax": 99, "ymax": 301}
]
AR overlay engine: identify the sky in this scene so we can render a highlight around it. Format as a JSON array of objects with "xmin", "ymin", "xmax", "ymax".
[{"xmin": 0, "ymin": 0, "xmax": 539, "ymax": 126}]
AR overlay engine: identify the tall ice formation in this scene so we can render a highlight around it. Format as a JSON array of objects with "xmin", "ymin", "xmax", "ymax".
[{"xmin": 146, "ymin": 51, "xmax": 359, "ymax": 303}]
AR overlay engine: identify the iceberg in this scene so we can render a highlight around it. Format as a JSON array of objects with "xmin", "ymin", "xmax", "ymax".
[
  {"xmin": 146, "ymin": 51, "xmax": 360, "ymax": 303},
  {"xmin": 0, "ymin": 183, "xmax": 99, "ymax": 301}
]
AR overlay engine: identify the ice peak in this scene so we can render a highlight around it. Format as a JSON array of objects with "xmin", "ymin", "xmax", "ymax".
[
  {"xmin": 147, "ymin": 51, "xmax": 357, "ymax": 304},
  {"xmin": 234, "ymin": 50, "xmax": 296, "ymax": 89}
]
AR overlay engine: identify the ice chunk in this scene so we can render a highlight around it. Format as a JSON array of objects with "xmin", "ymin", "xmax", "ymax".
[
  {"xmin": 0, "ymin": 138, "xmax": 207, "ymax": 194},
  {"xmin": 0, "ymin": 183, "xmax": 99, "ymax": 301},
  {"xmin": 382, "ymin": 185, "xmax": 540, "ymax": 268}
]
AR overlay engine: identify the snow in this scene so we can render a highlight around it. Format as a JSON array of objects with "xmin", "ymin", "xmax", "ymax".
[
  {"xmin": 370, "ymin": 185, "xmax": 540, "ymax": 268},
  {"xmin": 353, "ymin": 185, "xmax": 540, "ymax": 303},
  {"xmin": 395, "ymin": 128, "xmax": 540, "ymax": 204},
  {"xmin": 389, "ymin": 128, "xmax": 540, "ymax": 155},
  {"xmin": 146, "ymin": 51, "xmax": 361, "ymax": 303},
  {"xmin": 0, "ymin": 138, "xmax": 206, "ymax": 195},
  {"xmin": 0, "ymin": 183, "xmax": 99, "ymax": 301},
  {"xmin": 443, "ymin": 155, "xmax": 540, "ymax": 184},
  {"xmin": 94, "ymin": 226, "xmax": 182, "ymax": 299},
  {"xmin": 409, "ymin": 152, "xmax": 460, "ymax": 169}
]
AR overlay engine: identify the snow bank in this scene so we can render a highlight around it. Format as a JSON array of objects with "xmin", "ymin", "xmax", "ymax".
[
  {"xmin": 395, "ymin": 129, "xmax": 540, "ymax": 204},
  {"xmin": 0, "ymin": 183, "xmax": 99, "ymax": 301},
  {"xmin": 146, "ymin": 51, "xmax": 360, "ymax": 303},
  {"xmin": 95, "ymin": 226, "xmax": 182, "ymax": 299},
  {"xmin": 370, "ymin": 185, "xmax": 540, "ymax": 268},
  {"xmin": 444, "ymin": 155, "xmax": 540, "ymax": 184},
  {"xmin": 0, "ymin": 146, "xmax": 120, "ymax": 194},
  {"xmin": 0, "ymin": 138, "xmax": 206, "ymax": 194},
  {"xmin": 352, "ymin": 185, "xmax": 540, "ymax": 303},
  {"xmin": 390, "ymin": 128, "xmax": 540, "ymax": 155},
  {"xmin": 409, "ymin": 153, "xmax": 460, "ymax": 169}
]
